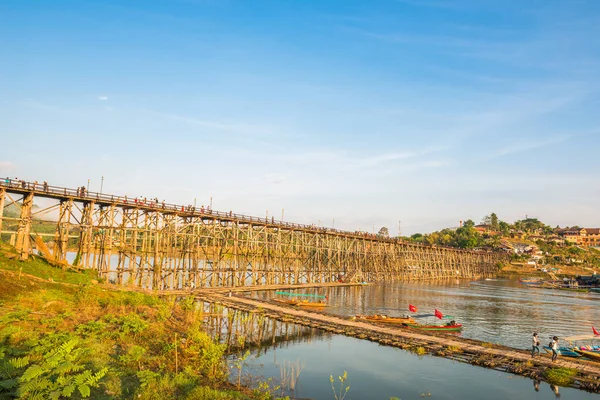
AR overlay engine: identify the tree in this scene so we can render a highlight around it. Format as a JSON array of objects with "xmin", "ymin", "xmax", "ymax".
[
  {"xmin": 410, "ymin": 233, "xmax": 423, "ymax": 240},
  {"xmin": 453, "ymin": 222, "xmax": 482, "ymax": 249},
  {"xmin": 463, "ymin": 219, "xmax": 475, "ymax": 228},
  {"xmin": 516, "ymin": 218, "xmax": 545, "ymax": 233},
  {"xmin": 490, "ymin": 213, "xmax": 499, "ymax": 230},
  {"xmin": 488, "ymin": 234, "xmax": 502, "ymax": 249},
  {"xmin": 377, "ymin": 227, "xmax": 389, "ymax": 237}
]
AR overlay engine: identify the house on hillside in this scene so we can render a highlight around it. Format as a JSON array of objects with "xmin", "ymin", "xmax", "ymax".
[
  {"xmin": 474, "ymin": 224, "xmax": 491, "ymax": 234},
  {"xmin": 557, "ymin": 228, "xmax": 600, "ymax": 247},
  {"xmin": 498, "ymin": 242, "xmax": 514, "ymax": 253},
  {"xmin": 547, "ymin": 235, "xmax": 566, "ymax": 245},
  {"xmin": 528, "ymin": 234, "xmax": 547, "ymax": 241},
  {"xmin": 474, "ymin": 224, "xmax": 501, "ymax": 236}
]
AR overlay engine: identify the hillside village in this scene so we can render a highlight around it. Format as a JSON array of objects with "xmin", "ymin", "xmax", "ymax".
[{"xmin": 404, "ymin": 214, "xmax": 600, "ymax": 273}]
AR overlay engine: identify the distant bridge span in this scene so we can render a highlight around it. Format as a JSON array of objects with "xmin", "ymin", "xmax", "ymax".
[{"xmin": 0, "ymin": 179, "xmax": 508, "ymax": 289}]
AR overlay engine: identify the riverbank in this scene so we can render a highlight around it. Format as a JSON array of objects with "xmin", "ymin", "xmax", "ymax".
[
  {"xmin": 498, "ymin": 262, "xmax": 593, "ymax": 278},
  {"xmin": 0, "ymin": 243, "xmax": 274, "ymax": 399}
]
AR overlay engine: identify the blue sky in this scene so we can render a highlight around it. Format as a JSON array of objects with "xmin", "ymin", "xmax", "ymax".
[{"xmin": 1, "ymin": 0, "xmax": 599, "ymax": 234}]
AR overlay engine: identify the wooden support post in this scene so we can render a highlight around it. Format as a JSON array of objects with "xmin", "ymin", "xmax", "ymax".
[
  {"xmin": 54, "ymin": 198, "xmax": 73, "ymax": 261},
  {"xmin": 15, "ymin": 191, "xmax": 33, "ymax": 260},
  {"xmin": 78, "ymin": 201, "xmax": 95, "ymax": 268}
]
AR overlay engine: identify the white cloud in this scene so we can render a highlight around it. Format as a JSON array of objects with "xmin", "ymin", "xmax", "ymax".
[{"xmin": 98, "ymin": 96, "xmax": 108, "ymax": 101}]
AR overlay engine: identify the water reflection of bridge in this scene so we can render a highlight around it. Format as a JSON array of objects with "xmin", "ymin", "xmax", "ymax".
[
  {"xmin": 0, "ymin": 180, "xmax": 507, "ymax": 290},
  {"xmin": 201, "ymin": 302, "xmax": 330, "ymax": 356}
]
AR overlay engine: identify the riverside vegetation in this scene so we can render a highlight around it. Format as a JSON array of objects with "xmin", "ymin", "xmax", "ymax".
[
  {"xmin": 0, "ymin": 242, "xmax": 288, "ymax": 399},
  {"xmin": 403, "ymin": 214, "xmax": 600, "ymax": 272}
]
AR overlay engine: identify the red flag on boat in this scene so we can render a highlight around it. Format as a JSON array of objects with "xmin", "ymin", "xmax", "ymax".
[
  {"xmin": 434, "ymin": 309, "xmax": 443, "ymax": 319},
  {"xmin": 409, "ymin": 304, "xmax": 418, "ymax": 313},
  {"xmin": 593, "ymin": 326, "xmax": 600, "ymax": 336}
]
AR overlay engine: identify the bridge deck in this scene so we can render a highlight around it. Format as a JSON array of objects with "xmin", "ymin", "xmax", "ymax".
[
  {"xmin": 0, "ymin": 179, "xmax": 488, "ymax": 252},
  {"xmin": 198, "ymin": 293, "xmax": 600, "ymax": 392}
]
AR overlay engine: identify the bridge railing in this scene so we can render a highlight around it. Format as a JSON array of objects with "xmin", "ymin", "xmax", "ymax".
[
  {"xmin": 0, "ymin": 178, "xmax": 363, "ymax": 234},
  {"xmin": 0, "ymin": 178, "xmax": 501, "ymax": 255}
]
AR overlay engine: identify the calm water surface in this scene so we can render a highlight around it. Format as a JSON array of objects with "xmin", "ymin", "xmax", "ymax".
[
  {"xmin": 242, "ymin": 279, "xmax": 600, "ymax": 399},
  {"xmin": 243, "ymin": 335, "xmax": 598, "ymax": 399},
  {"xmin": 255, "ymin": 278, "xmax": 600, "ymax": 349}
]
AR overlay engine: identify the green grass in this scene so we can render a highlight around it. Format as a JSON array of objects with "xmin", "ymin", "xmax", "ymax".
[
  {"xmin": 0, "ymin": 242, "xmax": 96, "ymax": 286},
  {"xmin": 0, "ymin": 242, "xmax": 270, "ymax": 399},
  {"xmin": 544, "ymin": 367, "xmax": 578, "ymax": 386}
]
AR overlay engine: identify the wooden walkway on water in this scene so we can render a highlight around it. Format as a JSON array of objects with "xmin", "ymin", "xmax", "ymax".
[{"xmin": 197, "ymin": 291, "xmax": 600, "ymax": 393}]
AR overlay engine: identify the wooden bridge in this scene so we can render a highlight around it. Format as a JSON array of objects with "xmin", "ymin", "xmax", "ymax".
[{"xmin": 0, "ymin": 179, "xmax": 508, "ymax": 290}]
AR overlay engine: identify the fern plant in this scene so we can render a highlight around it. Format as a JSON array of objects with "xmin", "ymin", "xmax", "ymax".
[
  {"xmin": 0, "ymin": 339, "xmax": 108, "ymax": 399},
  {"xmin": 0, "ymin": 349, "xmax": 30, "ymax": 396}
]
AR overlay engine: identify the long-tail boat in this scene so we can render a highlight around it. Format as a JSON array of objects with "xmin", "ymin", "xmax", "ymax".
[
  {"xmin": 574, "ymin": 349, "xmax": 600, "ymax": 361},
  {"xmin": 272, "ymin": 291, "xmax": 327, "ymax": 307},
  {"xmin": 354, "ymin": 314, "xmax": 416, "ymax": 325},
  {"xmin": 551, "ymin": 333, "xmax": 600, "ymax": 359},
  {"xmin": 271, "ymin": 298, "xmax": 299, "ymax": 306},
  {"xmin": 296, "ymin": 299, "xmax": 328, "ymax": 307},
  {"xmin": 403, "ymin": 321, "xmax": 463, "ymax": 332},
  {"xmin": 542, "ymin": 346, "xmax": 581, "ymax": 357}
]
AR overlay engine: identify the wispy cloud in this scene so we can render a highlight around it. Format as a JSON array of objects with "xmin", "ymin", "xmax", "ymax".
[
  {"xmin": 479, "ymin": 135, "xmax": 572, "ymax": 161},
  {"xmin": 98, "ymin": 96, "xmax": 108, "ymax": 101},
  {"xmin": 151, "ymin": 111, "xmax": 278, "ymax": 137},
  {"xmin": 277, "ymin": 146, "xmax": 449, "ymax": 173},
  {"xmin": 17, "ymin": 100, "xmax": 86, "ymax": 117},
  {"xmin": 350, "ymin": 27, "xmax": 488, "ymax": 49},
  {"xmin": 356, "ymin": 146, "xmax": 448, "ymax": 168}
]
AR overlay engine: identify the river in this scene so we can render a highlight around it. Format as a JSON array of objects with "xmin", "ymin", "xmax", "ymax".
[{"xmin": 239, "ymin": 278, "xmax": 600, "ymax": 399}]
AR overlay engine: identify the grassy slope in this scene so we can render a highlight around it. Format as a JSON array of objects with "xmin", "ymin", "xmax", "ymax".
[{"xmin": 0, "ymin": 243, "xmax": 271, "ymax": 400}]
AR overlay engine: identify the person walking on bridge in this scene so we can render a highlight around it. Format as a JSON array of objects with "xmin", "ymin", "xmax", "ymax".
[
  {"xmin": 550, "ymin": 336, "xmax": 559, "ymax": 362},
  {"xmin": 531, "ymin": 332, "xmax": 540, "ymax": 357}
]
